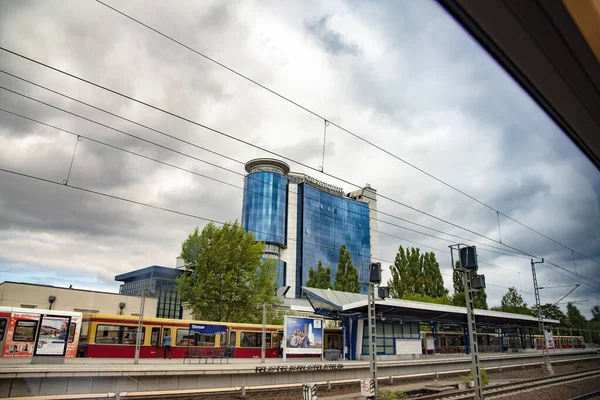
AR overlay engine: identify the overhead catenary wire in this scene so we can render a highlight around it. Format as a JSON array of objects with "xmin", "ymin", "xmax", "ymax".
[
  {"xmin": 0, "ymin": 105, "xmax": 585, "ymax": 292},
  {"xmin": 0, "ymin": 62, "xmax": 596, "ymax": 289},
  {"xmin": 92, "ymin": 0, "xmax": 600, "ymax": 268},
  {"xmin": 0, "ymin": 71, "xmax": 533, "ymax": 262},
  {"xmin": 0, "ymin": 165, "xmax": 566, "ymax": 302},
  {"xmin": 0, "ymin": 47, "xmax": 541, "ymax": 259},
  {"xmin": 0, "ymin": 104, "xmax": 545, "ymax": 286}
]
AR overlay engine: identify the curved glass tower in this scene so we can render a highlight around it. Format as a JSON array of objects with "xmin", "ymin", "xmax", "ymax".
[
  {"xmin": 242, "ymin": 158, "xmax": 377, "ymax": 297},
  {"xmin": 242, "ymin": 159, "xmax": 290, "ymax": 247}
]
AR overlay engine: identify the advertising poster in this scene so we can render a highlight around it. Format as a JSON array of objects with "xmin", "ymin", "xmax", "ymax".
[
  {"xmin": 65, "ymin": 315, "xmax": 82, "ymax": 358},
  {"xmin": 2, "ymin": 313, "xmax": 39, "ymax": 358},
  {"xmin": 284, "ymin": 316, "xmax": 323, "ymax": 355},
  {"xmin": 544, "ymin": 330, "xmax": 555, "ymax": 350},
  {"xmin": 35, "ymin": 315, "xmax": 71, "ymax": 356}
]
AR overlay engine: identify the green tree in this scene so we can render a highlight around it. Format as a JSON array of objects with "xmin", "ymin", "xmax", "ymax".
[
  {"xmin": 176, "ymin": 221, "xmax": 279, "ymax": 323},
  {"xmin": 333, "ymin": 245, "xmax": 361, "ymax": 293},
  {"xmin": 389, "ymin": 245, "xmax": 448, "ymax": 300},
  {"xmin": 401, "ymin": 293, "xmax": 453, "ymax": 305},
  {"xmin": 492, "ymin": 287, "xmax": 531, "ymax": 315},
  {"xmin": 566, "ymin": 302, "xmax": 587, "ymax": 328},
  {"xmin": 591, "ymin": 305, "xmax": 600, "ymax": 322},
  {"xmin": 530, "ymin": 303, "xmax": 565, "ymax": 321},
  {"xmin": 306, "ymin": 261, "xmax": 332, "ymax": 290},
  {"xmin": 451, "ymin": 263, "xmax": 488, "ymax": 309}
]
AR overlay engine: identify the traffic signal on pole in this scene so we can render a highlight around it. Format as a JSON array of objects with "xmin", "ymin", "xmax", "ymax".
[
  {"xmin": 369, "ymin": 262, "xmax": 381, "ymax": 284},
  {"xmin": 459, "ymin": 246, "xmax": 478, "ymax": 270}
]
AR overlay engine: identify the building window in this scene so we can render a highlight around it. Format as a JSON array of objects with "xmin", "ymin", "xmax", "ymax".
[{"xmin": 362, "ymin": 321, "xmax": 420, "ymax": 355}]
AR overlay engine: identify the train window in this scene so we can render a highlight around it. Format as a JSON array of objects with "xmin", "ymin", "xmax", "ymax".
[
  {"xmin": 272, "ymin": 332, "xmax": 279, "ymax": 348},
  {"xmin": 68, "ymin": 323, "xmax": 76, "ymax": 343},
  {"xmin": 0, "ymin": 318, "xmax": 7, "ymax": 341},
  {"xmin": 240, "ymin": 332, "xmax": 271, "ymax": 347},
  {"xmin": 176, "ymin": 329, "xmax": 216, "ymax": 347},
  {"xmin": 80, "ymin": 321, "xmax": 89, "ymax": 340},
  {"xmin": 95, "ymin": 324, "xmax": 145, "ymax": 345},
  {"xmin": 151, "ymin": 327, "xmax": 160, "ymax": 347},
  {"xmin": 14, "ymin": 320, "xmax": 38, "ymax": 341},
  {"xmin": 229, "ymin": 331, "xmax": 236, "ymax": 347}
]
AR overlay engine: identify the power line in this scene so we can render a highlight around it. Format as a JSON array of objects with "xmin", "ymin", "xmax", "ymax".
[
  {"xmin": 93, "ymin": 0, "xmax": 600, "ymax": 268},
  {"xmin": 0, "ymin": 47, "xmax": 536, "ymax": 253},
  {"xmin": 0, "ymin": 58, "xmax": 595, "ymax": 289},
  {"xmin": 0, "ymin": 89, "xmax": 554, "ymax": 289},
  {"xmin": 0, "ymin": 71, "xmax": 532, "ymax": 262},
  {"xmin": 0, "ymin": 104, "xmax": 539, "ymax": 286},
  {"xmin": 0, "ymin": 165, "xmax": 560, "ymax": 301}
]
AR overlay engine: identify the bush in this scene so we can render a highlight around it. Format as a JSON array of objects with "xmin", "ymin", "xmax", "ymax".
[
  {"xmin": 460, "ymin": 366, "xmax": 489, "ymax": 386},
  {"xmin": 380, "ymin": 390, "xmax": 408, "ymax": 399}
]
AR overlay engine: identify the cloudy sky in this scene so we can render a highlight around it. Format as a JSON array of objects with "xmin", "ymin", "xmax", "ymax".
[{"xmin": 1, "ymin": 0, "xmax": 599, "ymax": 317}]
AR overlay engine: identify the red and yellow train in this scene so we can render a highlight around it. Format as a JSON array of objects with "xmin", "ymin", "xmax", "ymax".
[{"xmin": 78, "ymin": 313, "xmax": 343, "ymax": 359}]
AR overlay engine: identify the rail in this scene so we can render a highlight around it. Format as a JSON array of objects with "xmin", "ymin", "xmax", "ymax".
[{"xmin": 416, "ymin": 368, "xmax": 600, "ymax": 400}]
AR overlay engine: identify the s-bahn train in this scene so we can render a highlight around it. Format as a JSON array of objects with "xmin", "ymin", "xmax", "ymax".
[
  {"xmin": 0, "ymin": 307, "xmax": 82, "ymax": 359},
  {"xmin": 77, "ymin": 313, "xmax": 343, "ymax": 359},
  {"xmin": 421, "ymin": 331, "xmax": 585, "ymax": 354}
]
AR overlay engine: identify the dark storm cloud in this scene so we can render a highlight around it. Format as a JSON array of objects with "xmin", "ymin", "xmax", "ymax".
[{"xmin": 305, "ymin": 15, "xmax": 360, "ymax": 56}]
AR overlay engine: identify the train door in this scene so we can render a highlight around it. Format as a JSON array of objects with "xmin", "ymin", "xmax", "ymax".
[
  {"xmin": 0, "ymin": 315, "xmax": 8, "ymax": 357},
  {"xmin": 150, "ymin": 326, "xmax": 162, "ymax": 358}
]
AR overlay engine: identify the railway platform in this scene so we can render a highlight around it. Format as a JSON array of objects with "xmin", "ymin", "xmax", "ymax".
[{"xmin": 0, "ymin": 349, "xmax": 596, "ymax": 398}]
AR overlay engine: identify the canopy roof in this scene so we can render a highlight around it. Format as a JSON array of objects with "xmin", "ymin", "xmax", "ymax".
[{"xmin": 303, "ymin": 287, "xmax": 559, "ymax": 328}]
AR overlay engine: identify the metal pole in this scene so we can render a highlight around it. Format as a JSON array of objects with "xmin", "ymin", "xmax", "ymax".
[
  {"xmin": 463, "ymin": 268, "xmax": 483, "ymax": 400},
  {"xmin": 261, "ymin": 302, "xmax": 267, "ymax": 364},
  {"xmin": 531, "ymin": 259, "xmax": 553, "ymax": 375},
  {"xmin": 367, "ymin": 282, "xmax": 378, "ymax": 399},
  {"xmin": 134, "ymin": 286, "xmax": 146, "ymax": 365}
]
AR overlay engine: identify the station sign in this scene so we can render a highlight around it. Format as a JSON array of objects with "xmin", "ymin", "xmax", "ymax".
[{"xmin": 189, "ymin": 324, "xmax": 227, "ymax": 334}]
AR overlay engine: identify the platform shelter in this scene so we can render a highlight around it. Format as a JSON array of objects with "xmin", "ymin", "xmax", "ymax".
[{"xmin": 302, "ymin": 287, "xmax": 560, "ymax": 360}]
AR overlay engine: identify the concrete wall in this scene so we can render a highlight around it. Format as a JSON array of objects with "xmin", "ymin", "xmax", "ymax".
[
  {"xmin": 0, "ymin": 351, "xmax": 595, "ymax": 397},
  {"xmin": 0, "ymin": 282, "xmax": 157, "ymax": 317}
]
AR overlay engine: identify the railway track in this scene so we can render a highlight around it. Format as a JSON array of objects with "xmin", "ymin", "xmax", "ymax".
[
  {"xmin": 569, "ymin": 389, "xmax": 600, "ymax": 400},
  {"xmin": 416, "ymin": 368, "xmax": 600, "ymax": 400}
]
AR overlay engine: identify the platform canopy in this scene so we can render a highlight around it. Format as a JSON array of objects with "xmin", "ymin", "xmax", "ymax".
[{"xmin": 302, "ymin": 287, "xmax": 559, "ymax": 328}]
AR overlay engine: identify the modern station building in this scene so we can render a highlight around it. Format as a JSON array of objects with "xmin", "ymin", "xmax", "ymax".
[
  {"xmin": 115, "ymin": 265, "xmax": 185, "ymax": 319},
  {"xmin": 242, "ymin": 158, "xmax": 378, "ymax": 298}
]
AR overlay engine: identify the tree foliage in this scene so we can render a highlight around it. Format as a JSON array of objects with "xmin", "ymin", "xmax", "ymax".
[
  {"xmin": 388, "ymin": 246, "xmax": 448, "ymax": 300},
  {"xmin": 492, "ymin": 287, "xmax": 532, "ymax": 315},
  {"xmin": 565, "ymin": 302, "xmax": 587, "ymax": 328},
  {"xmin": 333, "ymin": 245, "xmax": 360, "ymax": 293},
  {"xmin": 451, "ymin": 263, "xmax": 488, "ymax": 309},
  {"xmin": 591, "ymin": 305, "xmax": 600, "ymax": 322},
  {"xmin": 306, "ymin": 261, "xmax": 332, "ymax": 290},
  {"xmin": 530, "ymin": 303, "xmax": 565, "ymax": 321},
  {"xmin": 176, "ymin": 221, "xmax": 279, "ymax": 324},
  {"xmin": 401, "ymin": 293, "xmax": 453, "ymax": 305}
]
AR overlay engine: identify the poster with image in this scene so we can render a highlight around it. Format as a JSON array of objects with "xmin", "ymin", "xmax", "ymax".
[
  {"xmin": 35, "ymin": 315, "xmax": 71, "ymax": 356},
  {"xmin": 284, "ymin": 316, "xmax": 323, "ymax": 354},
  {"xmin": 2, "ymin": 313, "xmax": 39, "ymax": 358}
]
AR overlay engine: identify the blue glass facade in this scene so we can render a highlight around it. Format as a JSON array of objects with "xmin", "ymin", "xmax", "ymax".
[
  {"xmin": 296, "ymin": 184, "xmax": 371, "ymax": 297},
  {"xmin": 242, "ymin": 171, "xmax": 288, "ymax": 246}
]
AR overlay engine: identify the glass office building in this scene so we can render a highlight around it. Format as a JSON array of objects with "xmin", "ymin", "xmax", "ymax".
[
  {"xmin": 242, "ymin": 158, "xmax": 378, "ymax": 298},
  {"xmin": 116, "ymin": 265, "xmax": 184, "ymax": 319}
]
